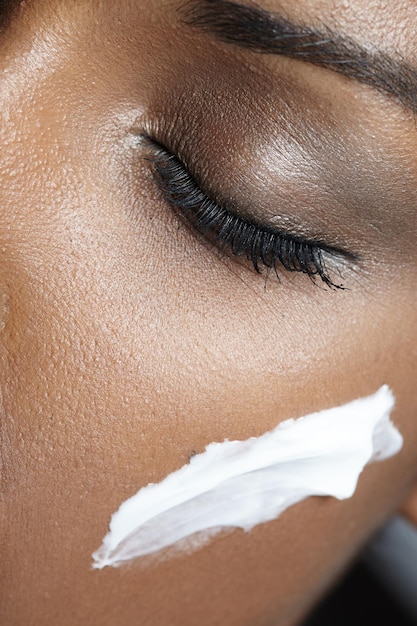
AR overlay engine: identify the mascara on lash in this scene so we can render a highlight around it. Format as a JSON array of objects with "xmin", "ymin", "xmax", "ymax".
[{"xmin": 144, "ymin": 136, "xmax": 353, "ymax": 288}]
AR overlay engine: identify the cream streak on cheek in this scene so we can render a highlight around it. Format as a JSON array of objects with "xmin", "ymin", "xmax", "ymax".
[{"xmin": 92, "ymin": 386, "xmax": 402, "ymax": 569}]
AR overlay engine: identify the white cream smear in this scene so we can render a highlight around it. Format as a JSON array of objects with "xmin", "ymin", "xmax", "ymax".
[{"xmin": 92, "ymin": 386, "xmax": 402, "ymax": 569}]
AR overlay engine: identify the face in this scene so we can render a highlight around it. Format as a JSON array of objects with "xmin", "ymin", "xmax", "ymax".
[{"xmin": 1, "ymin": 1, "xmax": 417, "ymax": 624}]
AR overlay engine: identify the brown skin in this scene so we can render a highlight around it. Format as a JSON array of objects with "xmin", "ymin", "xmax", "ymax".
[{"xmin": 1, "ymin": 1, "xmax": 417, "ymax": 624}]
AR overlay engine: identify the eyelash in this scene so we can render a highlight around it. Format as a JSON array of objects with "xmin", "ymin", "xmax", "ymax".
[{"xmin": 145, "ymin": 137, "xmax": 346, "ymax": 289}]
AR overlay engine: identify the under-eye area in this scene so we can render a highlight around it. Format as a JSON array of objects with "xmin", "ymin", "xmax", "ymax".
[{"xmin": 143, "ymin": 136, "xmax": 358, "ymax": 289}]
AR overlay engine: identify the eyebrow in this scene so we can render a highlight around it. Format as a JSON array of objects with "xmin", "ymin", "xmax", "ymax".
[{"xmin": 182, "ymin": 0, "xmax": 417, "ymax": 114}]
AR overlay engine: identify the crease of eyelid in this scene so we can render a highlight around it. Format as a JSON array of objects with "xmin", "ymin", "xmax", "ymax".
[{"xmin": 140, "ymin": 135, "xmax": 360, "ymax": 289}]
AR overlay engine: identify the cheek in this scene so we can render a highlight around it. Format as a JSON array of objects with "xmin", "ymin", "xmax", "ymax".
[{"xmin": 1, "ymin": 144, "xmax": 415, "ymax": 623}]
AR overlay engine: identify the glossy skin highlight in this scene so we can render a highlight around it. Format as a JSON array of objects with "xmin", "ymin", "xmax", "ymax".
[{"xmin": 1, "ymin": 1, "xmax": 417, "ymax": 625}]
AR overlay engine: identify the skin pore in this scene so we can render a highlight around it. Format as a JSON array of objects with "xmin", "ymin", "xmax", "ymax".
[{"xmin": 1, "ymin": 1, "xmax": 417, "ymax": 625}]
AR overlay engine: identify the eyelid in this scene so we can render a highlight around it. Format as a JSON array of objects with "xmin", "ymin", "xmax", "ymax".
[{"xmin": 143, "ymin": 135, "xmax": 356, "ymax": 289}]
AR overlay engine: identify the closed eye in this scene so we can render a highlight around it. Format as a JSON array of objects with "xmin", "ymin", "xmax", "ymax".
[{"xmin": 144, "ymin": 136, "xmax": 355, "ymax": 289}]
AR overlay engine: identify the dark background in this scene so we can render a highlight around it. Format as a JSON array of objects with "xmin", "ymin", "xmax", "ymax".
[{"xmin": 304, "ymin": 561, "xmax": 416, "ymax": 626}]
